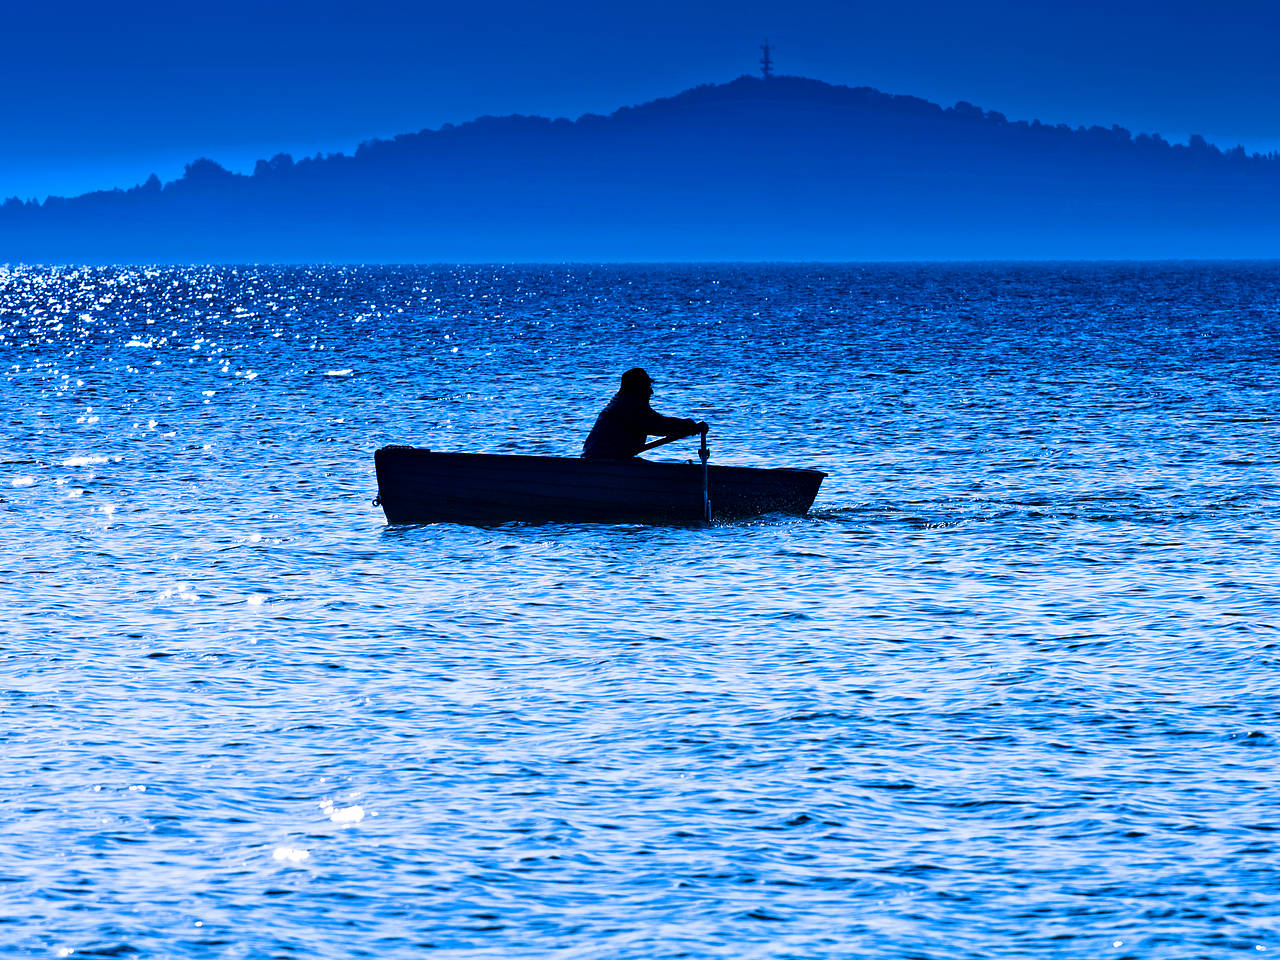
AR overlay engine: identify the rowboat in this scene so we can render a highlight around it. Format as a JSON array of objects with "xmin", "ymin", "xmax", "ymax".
[{"xmin": 373, "ymin": 445, "xmax": 826, "ymax": 525}]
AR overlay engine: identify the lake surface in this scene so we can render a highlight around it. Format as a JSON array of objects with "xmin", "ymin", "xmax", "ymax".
[{"xmin": 1, "ymin": 262, "xmax": 1278, "ymax": 958}]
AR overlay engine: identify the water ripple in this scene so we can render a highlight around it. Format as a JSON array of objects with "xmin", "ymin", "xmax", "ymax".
[{"xmin": 1, "ymin": 263, "xmax": 1278, "ymax": 957}]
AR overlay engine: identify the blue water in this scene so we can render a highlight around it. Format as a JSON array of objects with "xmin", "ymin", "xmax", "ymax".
[{"xmin": 2, "ymin": 262, "xmax": 1278, "ymax": 958}]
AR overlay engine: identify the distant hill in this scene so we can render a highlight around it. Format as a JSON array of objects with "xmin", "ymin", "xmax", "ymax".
[{"xmin": 4, "ymin": 74, "xmax": 1280, "ymax": 263}]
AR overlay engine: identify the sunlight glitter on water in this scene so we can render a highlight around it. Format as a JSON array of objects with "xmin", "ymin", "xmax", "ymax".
[
  {"xmin": 0, "ymin": 263, "xmax": 1277, "ymax": 958},
  {"xmin": 322, "ymin": 802, "xmax": 366, "ymax": 825},
  {"xmin": 60, "ymin": 455, "xmax": 114, "ymax": 466}
]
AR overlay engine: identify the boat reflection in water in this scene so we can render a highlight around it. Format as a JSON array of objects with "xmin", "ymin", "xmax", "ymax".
[{"xmin": 374, "ymin": 446, "xmax": 826, "ymax": 526}]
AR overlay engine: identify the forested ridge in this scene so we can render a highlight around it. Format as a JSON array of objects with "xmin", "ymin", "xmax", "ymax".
[{"xmin": 5, "ymin": 75, "xmax": 1278, "ymax": 262}]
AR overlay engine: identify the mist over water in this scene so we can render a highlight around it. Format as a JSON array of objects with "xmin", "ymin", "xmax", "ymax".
[{"xmin": 2, "ymin": 262, "xmax": 1278, "ymax": 957}]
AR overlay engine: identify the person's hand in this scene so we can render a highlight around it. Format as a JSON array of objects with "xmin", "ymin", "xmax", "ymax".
[{"xmin": 691, "ymin": 420, "xmax": 709, "ymax": 434}]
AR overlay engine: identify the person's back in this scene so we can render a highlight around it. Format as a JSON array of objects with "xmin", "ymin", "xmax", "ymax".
[{"xmin": 582, "ymin": 368, "xmax": 705, "ymax": 459}]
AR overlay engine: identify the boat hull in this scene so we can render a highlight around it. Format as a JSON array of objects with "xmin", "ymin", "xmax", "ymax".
[{"xmin": 374, "ymin": 446, "xmax": 825, "ymax": 525}]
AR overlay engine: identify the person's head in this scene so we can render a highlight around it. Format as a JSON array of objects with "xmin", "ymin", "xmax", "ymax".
[{"xmin": 620, "ymin": 367, "xmax": 653, "ymax": 396}]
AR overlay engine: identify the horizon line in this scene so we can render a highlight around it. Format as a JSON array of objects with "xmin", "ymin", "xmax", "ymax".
[{"xmin": 7, "ymin": 256, "xmax": 1280, "ymax": 270}]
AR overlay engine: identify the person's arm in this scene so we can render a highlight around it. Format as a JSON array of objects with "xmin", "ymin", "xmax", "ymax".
[{"xmin": 644, "ymin": 408, "xmax": 706, "ymax": 438}]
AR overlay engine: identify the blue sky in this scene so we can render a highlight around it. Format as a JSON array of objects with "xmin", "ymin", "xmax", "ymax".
[{"xmin": 5, "ymin": 0, "xmax": 1280, "ymax": 201}]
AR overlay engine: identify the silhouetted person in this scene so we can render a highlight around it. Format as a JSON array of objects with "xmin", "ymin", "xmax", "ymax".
[{"xmin": 582, "ymin": 368, "xmax": 707, "ymax": 459}]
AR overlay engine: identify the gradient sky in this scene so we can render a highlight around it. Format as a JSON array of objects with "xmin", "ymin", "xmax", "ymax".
[{"xmin": 6, "ymin": 0, "xmax": 1280, "ymax": 201}]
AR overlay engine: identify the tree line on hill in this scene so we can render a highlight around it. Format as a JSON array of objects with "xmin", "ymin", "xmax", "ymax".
[{"xmin": 4, "ymin": 75, "xmax": 1279, "ymax": 262}]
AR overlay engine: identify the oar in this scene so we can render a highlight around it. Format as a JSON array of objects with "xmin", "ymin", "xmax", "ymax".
[
  {"xmin": 699, "ymin": 427, "xmax": 711, "ymax": 523},
  {"xmin": 637, "ymin": 428, "xmax": 712, "ymax": 523},
  {"xmin": 639, "ymin": 433, "xmax": 688, "ymax": 452}
]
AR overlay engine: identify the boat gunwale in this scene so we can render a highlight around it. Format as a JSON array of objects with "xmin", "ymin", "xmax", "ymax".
[{"xmin": 376, "ymin": 446, "xmax": 828, "ymax": 479}]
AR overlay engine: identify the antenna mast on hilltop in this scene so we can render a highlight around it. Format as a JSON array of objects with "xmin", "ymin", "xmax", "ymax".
[{"xmin": 760, "ymin": 41, "xmax": 773, "ymax": 79}]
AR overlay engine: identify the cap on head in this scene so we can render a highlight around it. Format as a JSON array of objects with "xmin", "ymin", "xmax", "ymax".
[{"xmin": 620, "ymin": 367, "xmax": 653, "ymax": 392}]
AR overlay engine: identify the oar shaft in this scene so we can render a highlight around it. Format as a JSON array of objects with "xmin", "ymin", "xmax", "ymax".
[
  {"xmin": 636, "ymin": 428, "xmax": 712, "ymax": 523},
  {"xmin": 639, "ymin": 433, "xmax": 686, "ymax": 452},
  {"xmin": 699, "ymin": 428, "xmax": 711, "ymax": 523}
]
